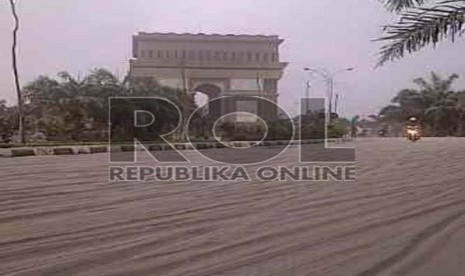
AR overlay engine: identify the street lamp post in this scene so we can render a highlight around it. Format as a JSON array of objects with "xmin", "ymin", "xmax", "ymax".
[
  {"xmin": 304, "ymin": 80, "xmax": 311, "ymax": 115},
  {"xmin": 303, "ymin": 67, "xmax": 354, "ymax": 122}
]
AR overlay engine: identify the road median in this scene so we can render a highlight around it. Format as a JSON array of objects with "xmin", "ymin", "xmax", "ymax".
[{"xmin": 0, "ymin": 137, "xmax": 353, "ymax": 158}]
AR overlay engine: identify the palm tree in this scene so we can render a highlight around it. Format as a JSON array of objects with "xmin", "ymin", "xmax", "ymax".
[
  {"xmin": 382, "ymin": 72, "xmax": 462, "ymax": 135},
  {"xmin": 424, "ymin": 92, "xmax": 457, "ymax": 135},
  {"xmin": 378, "ymin": 0, "xmax": 465, "ymax": 66},
  {"xmin": 391, "ymin": 89, "xmax": 426, "ymax": 117},
  {"xmin": 413, "ymin": 72, "xmax": 460, "ymax": 134}
]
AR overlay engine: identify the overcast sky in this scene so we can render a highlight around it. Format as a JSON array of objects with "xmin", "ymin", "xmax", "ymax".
[{"xmin": 1, "ymin": 0, "xmax": 464, "ymax": 117}]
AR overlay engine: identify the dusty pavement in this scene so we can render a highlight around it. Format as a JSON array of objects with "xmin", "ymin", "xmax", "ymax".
[{"xmin": 0, "ymin": 138, "xmax": 464, "ymax": 276}]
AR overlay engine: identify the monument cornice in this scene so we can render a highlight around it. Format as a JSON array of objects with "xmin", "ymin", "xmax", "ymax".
[
  {"xmin": 134, "ymin": 32, "xmax": 284, "ymax": 44},
  {"xmin": 130, "ymin": 61, "xmax": 288, "ymax": 71}
]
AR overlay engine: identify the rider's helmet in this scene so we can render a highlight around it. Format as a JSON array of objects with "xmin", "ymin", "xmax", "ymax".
[{"xmin": 408, "ymin": 117, "xmax": 418, "ymax": 125}]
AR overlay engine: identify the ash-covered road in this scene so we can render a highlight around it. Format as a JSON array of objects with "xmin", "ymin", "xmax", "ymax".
[{"xmin": 1, "ymin": 138, "xmax": 464, "ymax": 276}]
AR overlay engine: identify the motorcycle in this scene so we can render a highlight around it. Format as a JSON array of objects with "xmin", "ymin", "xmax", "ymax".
[{"xmin": 404, "ymin": 126, "xmax": 421, "ymax": 142}]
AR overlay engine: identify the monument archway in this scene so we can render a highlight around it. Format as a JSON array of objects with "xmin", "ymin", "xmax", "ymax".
[
  {"xmin": 129, "ymin": 32, "xmax": 288, "ymax": 120},
  {"xmin": 192, "ymin": 83, "xmax": 222, "ymax": 117}
]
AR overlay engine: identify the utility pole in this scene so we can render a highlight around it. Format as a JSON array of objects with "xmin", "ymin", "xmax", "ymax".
[
  {"xmin": 9, "ymin": 0, "xmax": 25, "ymax": 144},
  {"xmin": 305, "ymin": 80, "xmax": 311, "ymax": 115},
  {"xmin": 180, "ymin": 59, "xmax": 188, "ymax": 141},
  {"xmin": 303, "ymin": 67, "xmax": 354, "ymax": 123},
  {"xmin": 256, "ymin": 72, "xmax": 263, "ymax": 120},
  {"xmin": 328, "ymin": 78, "xmax": 334, "ymax": 117},
  {"xmin": 334, "ymin": 93, "xmax": 339, "ymax": 116}
]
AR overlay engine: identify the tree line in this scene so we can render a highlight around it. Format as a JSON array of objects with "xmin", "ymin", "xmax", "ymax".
[
  {"xmin": 0, "ymin": 68, "xmax": 350, "ymax": 144},
  {"xmin": 2, "ymin": 69, "xmax": 464, "ymax": 144},
  {"xmin": 0, "ymin": 68, "xmax": 194, "ymax": 143},
  {"xmin": 372, "ymin": 72, "xmax": 465, "ymax": 136}
]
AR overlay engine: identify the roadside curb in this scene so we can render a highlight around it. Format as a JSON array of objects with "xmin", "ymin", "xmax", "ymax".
[{"xmin": 0, "ymin": 138, "xmax": 353, "ymax": 158}]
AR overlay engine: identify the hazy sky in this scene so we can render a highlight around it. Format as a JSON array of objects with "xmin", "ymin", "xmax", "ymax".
[{"xmin": 1, "ymin": 0, "xmax": 464, "ymax": 117}]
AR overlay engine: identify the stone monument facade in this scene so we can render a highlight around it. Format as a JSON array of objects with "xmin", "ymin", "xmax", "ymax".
[{"xmin": 129, "ymin": 32, "xmax": 287, "ymax": 120}]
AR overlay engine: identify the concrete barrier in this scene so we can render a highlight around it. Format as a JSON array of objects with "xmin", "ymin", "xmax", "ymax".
[
  {"xmin": 10, "ymin": 148, "xmax": 36, "ymax": 157},
  {"xmin": 33, "ymin": 147, "xmax": 54, "ymax": 155},
  {"xmin": 89, "ymin": 146, "xmax": 107, "ymax": 154},
  {"xmin": 120, "ymin": 145, "xmax": 135, "ymax": 152},
  {"xmin": 77, "ymin": 147, "xmax": 91, "ymax": 154},
  {"xmin": 149, "ymin": 144, "xmax": 164, "ymax": 151},
  {"xmin": 2, "ymin": 138, "xmax": 354, "ymax": 158},
  {"xmin": 215, "ymin": 142, "xmax": 226, "ymax": 148},
  {"xmin": 206, "ymin": 143, "xmax": 216, "ymax": 148},
  {"xmin": 261, "ymin": 141, "xmax": 272, "ymax": 147},
  {"xmin": 109, "ymin": 146, "xmax": 122, "ymax": 153},
  {"xmin": 193, "ymin": 143, "xmax": 208, "ymax": 149},
  {"xmin": 52, "ymin": 148, "xmax": 75, "ymax": 155},
  {"xmin": 174, "ymin": 144, "xmax": 187, "ymax": 150}
]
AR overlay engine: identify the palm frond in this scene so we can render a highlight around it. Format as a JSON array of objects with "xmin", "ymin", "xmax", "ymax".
[
  {"xmin": 377, "ymin": 2, "xmax": 465, "ymax": 66},
  {"xmin": 380, "ymin": 0, "xmax": 426, "ymax": 12}
]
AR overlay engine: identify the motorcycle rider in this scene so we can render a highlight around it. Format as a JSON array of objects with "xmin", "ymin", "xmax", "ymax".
[{"xmin": 404, "ymin": 117, "xmax": 422, "ymax": 139}]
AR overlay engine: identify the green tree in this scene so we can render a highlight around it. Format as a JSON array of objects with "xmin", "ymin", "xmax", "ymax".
[
  {"xmin": 20, "ymin": 69, "xmax": 185, "ymax": 142},
  {"xmin": 456, "ymin": 91, "xmax": 465, "ymax": 135},
  {"xmin": 379, "ymin": 105, "xmax": 404, "ymax": 121},
  {"xmin": 378, "ymin": 72, "xmax": 464, "ymax": 136},
  {"xmin": 0, "ymin": 100, "xmax": 16, "ymax": 140}
]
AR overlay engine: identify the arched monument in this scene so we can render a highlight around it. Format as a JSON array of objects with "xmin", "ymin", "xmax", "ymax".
[{"xmin": 129, "ymin": 32, "xmax": 288, "ymax": 120}]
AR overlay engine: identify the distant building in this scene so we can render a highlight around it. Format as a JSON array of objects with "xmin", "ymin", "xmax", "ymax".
[{"xmin": 129, "ymin": 32, "xmax": 288, "ymax": 120}]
